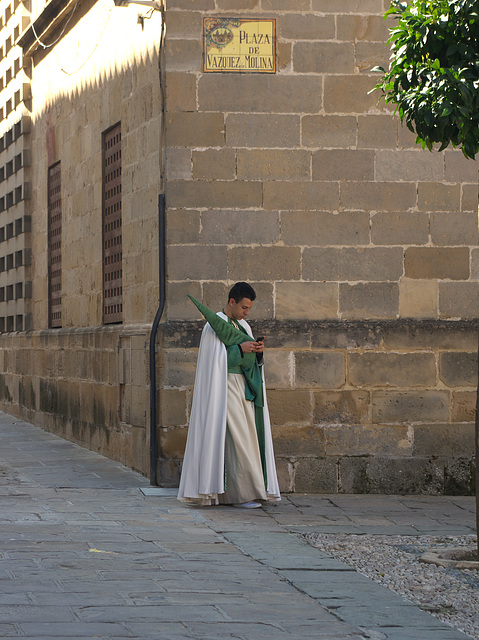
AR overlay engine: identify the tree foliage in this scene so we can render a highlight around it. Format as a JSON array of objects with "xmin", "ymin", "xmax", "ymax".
[{"xmin": 373, "ymin": 0, "xmax": 479, "ymax": 159}]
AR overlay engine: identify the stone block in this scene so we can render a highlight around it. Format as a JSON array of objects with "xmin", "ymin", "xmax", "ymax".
[
  {"xmin": 282, "ymin": 211, "xmax": 370, "ymax": 246},
  {"xmin": 159, "ymin": 426, "xmax": 188, "ymax": 457},
  {"xmin": 399, "ymin": 279, "xmax": 438, "ymax": 319},
  {"xmin": 259, "ymin": 323, "xmax": 311, "ymax": 349},
  {"xmin": 130, "ymin": 384, "xmax": 147, "ymax": 427},
  {"xmin": 201, "ymin": 210, "xmax": 280, "ymax": 245},
  {"xmin": 275, "ymin": 457, "xmax": 294, "ymax": 493},
  {"xmin": 340, "ymin": 283, "xmax": 399, "ymax": 319},
  {"xmin": 161, "ymin": 349, "xmax": 198, "ymax": 387},
  {"xmin": 375, "ymin": 149, "xmax": 444, "ymax": 182},
  {"xmin": 302, "ymin": 115, "xmax": 357, "ymax": 148},
  {"xmin": 444, "ymin": 150, "xmax": 479, "ymax": 183},
  {"xmin": 226, "ymin": 114, "xmax": 300, "ymax": 148},
  {"xmin": 275, "ymin": 282, "xmax": 339, "ymax": 320},
  {"xmin": 440, "ymin": 282, "xmax": 479, "ymax": 319},
  {"xmin": 295, "ymin": 352, "xmax": 346, "ymax": 389},
  {"xmin": 358, "ymin": 115, "xmax": 397, "ymax": 149},
  {"xmin": 341, "ymin": 181, "xmax": 417, "ymax": 211},
  {"xmin": 277, "ymin": 41, "xmax": 292, "ymax": 71},
  {"xmin": 418, "ymin": 182, "xmax": 461, "ymax": 211},
  {"xmin": 461, "ymin": 184, "xmax": 478, "ymax": 212},
  {"xmin": 166, "ymin": 148, "xmax": 192, "ymax": 180},
  {"xmin": 130, "ymin": 424, "xmax": 148, "ymax": 475},
  {"xmin": 271, "ymin": 425, "xmax": 324, "ymax": 456},
  {"xmin": 367, "ymin": 457, "xmax": 444, "ymax": 494},
  {"xmin": 199, "ymin": 75, "xmax": 323, "ymax": 113},
  {"xmin": 263, "ymin": 181, "xmax": 340, "ymax": 211},
  {"xmin": 166, "ymin": 73, "xmax": 196, "ymax": 113},
  {"xmin": 166, "ymin": 210, "xmax": 200, "ymax": 244},
  {"xmin": 313, "ymin": 0, "xmax": 385, "ymax": 13},
  {"xmin": 166, "ymin": 112, "xmax": 224, "ymax": 147},
  {"xmin": 324, "ymin": 75, "xmax": 383, "ymax": 114},
  {"xmin": 165, "ymin": 41, "xmax": 202, "ymax": 73},
  {"xmin": 312, "ymin": 150, "xmax": 374, "ymax": 181},
  {"xmin": 356, "ymin": 42, "xmax": 389, "ymax": 73},
  {"xmin": 192, "ymin": 149, "xmax": 236, "ymax": 181},
  {"xmin": 165, "ymin": 10, "xmax": 202, "ymax": 38},
  {"xmin": 397, "ymin": 125, "xmax": 422, "ymax": 148},
  {"xmin": 267, "ymin": 389, "xmax": 312, "ymax": 426},
  {"xmin": 337, "ymin": 14, "xmax": 389, "ymax": 41},
  {"xmin": 451, "ymin": 390, "xmax": 476, "ymax": 422},
  {"xmin": 158, "ymin": 457, "xmax": 181, "ymax": 487},
  {"xmin": 294, "ymin": 457, "xmax": 338, "ymax": 493},
  {"xmin": 472, "ymin": 248, "xmax": 479, "ymax": 279},
  {"xmin": 167, "ymin": 0, "xmax": 214, "ymax": 8},
  {"xmin": 264, "ymin": 350, "xmax": 293, "ymax": 388},
  {"xmin": 371, "ymin": 212, "xmax": 429, "ymax": 245},
  {"xmin": 167, "ymin": 282, "xmax": 202, "ymax": 321},
  {"xmin": 430, "ymin": 212, "xmax": 479, "ymax": 245},
  {"xmin": 372, "ymin": 390, "xmax": 450, "ymax": 423},
  {"xmin": 338, "ymin": 456, "xmax": 370, "ymax": 493},
  {"xmin": 313, "ymin": 390, "xmax": 370, "ymax": 424},
  {"xmin": 309, "ymin": 320, "xmax": 383, "ymax": 349},
  {"xmin": 303, "ymin": 247, "xmax": 403, "ymax": 282},
  {"xmin": 227, "ymin": 246, "xmax": 301, "ymax": 281},
  {"xmin": 439, "ymin": 351, "xmax": 477, "ymax": 387},
  {"xmin": 414, "ymin": 423, "xmax": 475, "ymax": 457},
  {"xmin": 237, "ymin": 149, "xmax": 311, "ymax": 180},
  {"xmin": 168, "ymin": 245, "xmax": 227, "ymax": 281},
  {"xmin": 405, "ymin": 247, "xmax": 469, "ymax": 280},
  {"xmin": 349, "ymin": 352, "xmax": 437, "ymax": 387},
  {"xmin": 444, "ymin": 457, "xmax": 474, "ymax": 495},
  {"xmin": 383, "ymin": 323, "xmax": 477, "ymax": 350},
  {"xmin": 293, "ymin": 42, "xmax": 355, "ymax": 74},
  {"xmin": 216, "ymin": 0, "xmax": 258, "ymax": 7},
  {"xmin": 279, "ymin": 14, "xmax": 335, "ymax": 40},
  {"xmin": 160, "ymin": 321, "xmax": 203, "ymax": 350},
  {"xmin": 168, "ymin": 180, "xmax": 263, "ymax": 208},
  {"xmin": 324, "ymin": 424, "xmax": 410, "ymax": 456}
]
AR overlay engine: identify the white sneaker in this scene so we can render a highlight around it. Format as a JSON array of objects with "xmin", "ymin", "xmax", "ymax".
[{"xmin": 233, "ymin": 501, "xmax": 262, "ymax": 509}]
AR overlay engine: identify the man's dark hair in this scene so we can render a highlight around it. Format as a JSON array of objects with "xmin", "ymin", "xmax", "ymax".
[{"xmin": 228, "ymin": 282, "xmax": 256, "ymax": 303}]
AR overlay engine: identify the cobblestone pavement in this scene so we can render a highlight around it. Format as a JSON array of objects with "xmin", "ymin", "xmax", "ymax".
[{"xmin": 0, "ymin": 412, "xmax": 476, "ymax": 639}]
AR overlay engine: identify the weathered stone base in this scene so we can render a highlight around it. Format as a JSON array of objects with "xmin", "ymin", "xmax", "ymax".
[
  {"xmin": 0, "ymin": 325, "xmax": 151, "ymax": 476},
  {"xmin": 159, "ymin": 318, "xmax": 478, "ymax": 496},
  {"xmin": 0, "ymin": 319, "xmax": 477, "ymax": 495}
]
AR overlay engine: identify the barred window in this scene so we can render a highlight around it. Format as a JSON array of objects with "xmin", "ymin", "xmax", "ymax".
[
  {"xmin": 102, "ymin": 123, "xmax": 122, "ymax": 324},
  {"xmin": 48, "ymin": 162, "xmax": 62, "ymax": 328}
]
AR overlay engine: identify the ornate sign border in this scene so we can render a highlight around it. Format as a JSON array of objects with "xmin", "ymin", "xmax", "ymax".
[{"xmin": 203, "ymin": 18, "xmax": 276, "ymax": 74}]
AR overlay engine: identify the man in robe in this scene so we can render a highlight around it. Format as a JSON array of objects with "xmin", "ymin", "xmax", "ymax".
[{"xmin": 177, "ymin": 282, "xmax": 281, "ymax": 508}]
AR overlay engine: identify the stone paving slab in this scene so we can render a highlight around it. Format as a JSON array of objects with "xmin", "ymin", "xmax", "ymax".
[{"xmin": 0, "ymin": 412, "xmax": 476, "ymax": 639}]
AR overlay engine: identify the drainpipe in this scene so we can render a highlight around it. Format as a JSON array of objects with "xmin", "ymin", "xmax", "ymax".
[{"xmin": 149, "ymin": 192, "xmax": 166, "ymax": 485}]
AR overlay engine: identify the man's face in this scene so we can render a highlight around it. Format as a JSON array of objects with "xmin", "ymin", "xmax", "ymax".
[{"xmin": 228, "ymin": 297, "xmax": 253, "ymax": 321}]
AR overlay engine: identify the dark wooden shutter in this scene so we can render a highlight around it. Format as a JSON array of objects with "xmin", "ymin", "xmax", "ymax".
[
  {"xmin": 102, "ymin": 124, "xmax": 122, "ymax": 324},
  {"xmin": 48, "ymin": 162, "xmax": 62, "ymax": 328}
]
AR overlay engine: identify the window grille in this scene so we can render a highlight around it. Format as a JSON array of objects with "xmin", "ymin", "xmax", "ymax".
[
  {"xmin": 102, "ymin": 123, "xmax": 122, "ymax": 324},
  {"xmin": 48, "ymin": 162, "xmax": 62, "ymax": 328}
]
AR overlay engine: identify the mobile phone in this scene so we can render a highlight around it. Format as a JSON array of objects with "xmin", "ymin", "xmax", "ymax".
[{"xmin": 256, "ymin": 336, "xmax": 265, "ymax": 342}]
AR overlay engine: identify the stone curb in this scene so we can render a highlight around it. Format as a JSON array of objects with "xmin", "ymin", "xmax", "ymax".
[{"xmin": 419, "ymin": 546, "xmax": 479, "ymax": 569}]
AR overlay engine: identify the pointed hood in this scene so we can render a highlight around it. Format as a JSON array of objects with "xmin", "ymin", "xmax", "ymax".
[{"xmin": 188, "ymin": 295, "xmax": 254, "ymax": 346}]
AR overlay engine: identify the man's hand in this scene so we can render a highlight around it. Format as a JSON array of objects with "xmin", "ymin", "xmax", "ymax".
[{"xmin": 241, "ymin": 340, "xmax": 264, "ymax": 354}]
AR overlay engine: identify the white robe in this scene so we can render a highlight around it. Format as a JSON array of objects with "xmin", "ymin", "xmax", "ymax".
[{"xmin": 177, "ymin": 312, "xmax": 281, "ymax": 504}]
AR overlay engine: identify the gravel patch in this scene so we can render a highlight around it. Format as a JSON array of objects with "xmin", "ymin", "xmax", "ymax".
[{"xmin": 303, "ymin": 533, "xmax": 479, "ymax": 640}]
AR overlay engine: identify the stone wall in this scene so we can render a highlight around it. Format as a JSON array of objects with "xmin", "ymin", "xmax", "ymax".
[
  {"xmin": 160, "ymin": 0, "xmax": 479, "ymax": 493},
  {"xmin": 0, "ymin": 325, "xmax": 150, "ymax": 474},
  {"xmin": 159, "ymin": 319, "xmax": 477, "ymax": 494}
]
